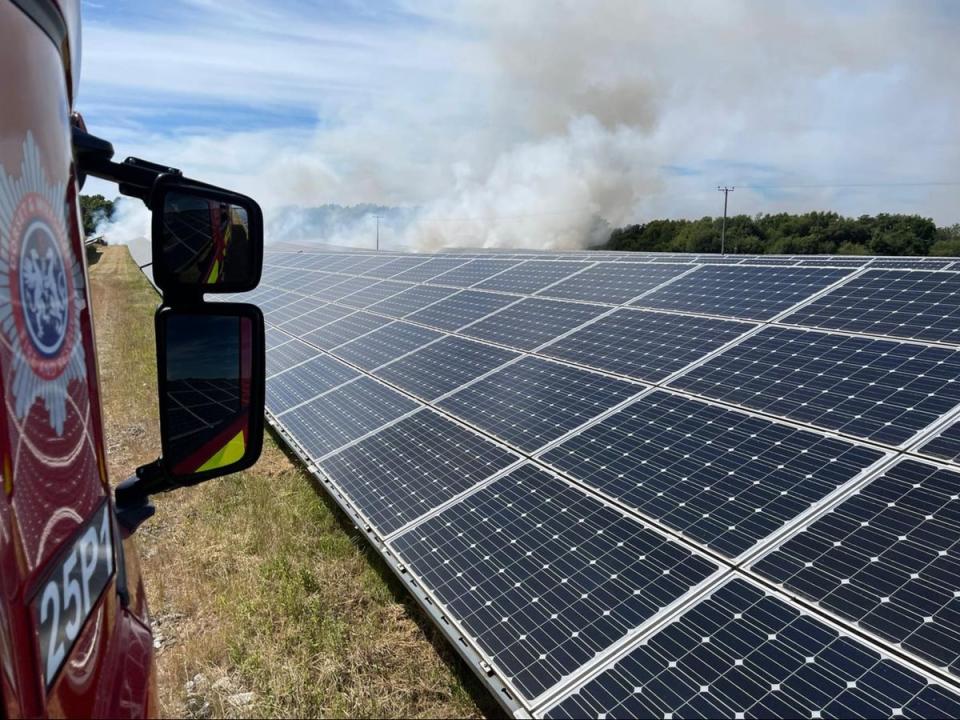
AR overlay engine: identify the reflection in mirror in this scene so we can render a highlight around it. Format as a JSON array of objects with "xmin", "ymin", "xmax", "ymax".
[
  {"xmin": 162, "ymin": 313, "xmax": 254, "ymax": 476},
  {"xmin": 161, "ymin": 192, "xmax": 252, "ymax": 285}
]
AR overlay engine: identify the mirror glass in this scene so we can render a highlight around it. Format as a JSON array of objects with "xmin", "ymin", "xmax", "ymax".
[
  {"xmin": 160, "ymin": 191, "xmax": 253, "ymax": 286},
  {"xmin": 161, "ymin": 312, "xmax": 255, "ymax": 476}
]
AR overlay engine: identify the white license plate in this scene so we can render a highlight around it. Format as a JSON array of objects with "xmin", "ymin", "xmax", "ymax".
[{"xmin": 31, "ymin": 501, "xmax": 115, "ymax": 689}]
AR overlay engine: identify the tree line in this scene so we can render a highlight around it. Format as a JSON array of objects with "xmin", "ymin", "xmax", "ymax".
[
  {"xmin": 604, "ymin": 212, "xmax": 960, "ymax": 257},
  {"xmin": 79, "ymin": 194, "xmax": 115, "ymax": 237}
]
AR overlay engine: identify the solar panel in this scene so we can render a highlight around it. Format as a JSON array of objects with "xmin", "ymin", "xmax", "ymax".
[
  {"xmin": 255, "ymin": 249, "xmax": 960, "ymax": 718},
  {"xmin": 319, "ymin": 410, "xmax": 520, "ymax": 536},
  {"xmin": 266, "ymin": 354, "xmax": 359, "ymax": 414},
  {"xmin": 545, "ymin": 577, "xmax": 960, "ymax": 720},
  {"xmin": 918, "ymin": 420, "xmax": 960, "ymax": 464},
  {"xmin": 437, "ymin": 357, "xmax": 641, "ymax": 452},
  {"xmin": 405, "ymin": 290, "xmax": 518, "ymax": 331},
  {"xmin": 266, "ymin": 338, "xmax": 320, "ymax": 377},
  {"xmin": 391, "ymin": 257, "xmax": 469, "ymax": 283},
  {"xmin": 338, "ymin": 280, "xmax": 411, "ymax": 309},
  {"xmin": 871, "ymin": 260, "xmax": 955, "ymax": 270},
  {"xmin": 374, "ymin": 335, "xmax": 519, "ymax": 401},
  {"xmin": 460, "ymin": 298, "xmax": 607, "ymax": 351},
  {"xmin": 428, "ymin": 259, "xmax": 521, "ymax": 288},
  {"xmin": 541, "ymin": 308, "xmax": 756, "ymax": 383},
  {"xmin": 473, "ymin": 260, "xmax": 589, "ymax": 294},
  {"xmin": 753, "ymin": 458, "xmax": 960, "ymax": 676},
  {"xmin": 301, "ymin": 311, "xmax": 386, "ymax": 350},
  {"xmin": 277, "ymin": 304, "xmax": 353, "ymax": 337},
  {"xmin": 278, "ymin": 376, "xmax": 418, "ymax": 460},
  {"xmin": 365, "ymin": 284, "xmax": 457, "ymax": 318},
  {"xmin": 263, "ymin": 295, "xmax": 321, "ymax": 325},
  {"xmin": 537, "ymin": 262, "xmax": 690, "ymax": 305},
  {"xmin": 541, "ymin": 390, "xmax": 885, "ymax": 557},
  {"xmin": 389, "ymin": 464, "xmax": 719, "ymax": 701},
  {"xmin": 332, "ymin": 322, "xmax": 442, "ymax": 371},
  {"xmin": 669, "ymin": 326, "xmax": 960, "ymax": 446},
  {"xmin": 781, "ymin": 270, "xmax": 960, "ymax": 345},
  {"xmin": 635, "ymin": 265, "xmax": 853, "ymax": 321}
]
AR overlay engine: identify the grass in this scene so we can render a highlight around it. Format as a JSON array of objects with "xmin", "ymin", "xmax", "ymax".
[{"xmin": 88, "ymin": 245, "xmax": 492, "ymax": 718}]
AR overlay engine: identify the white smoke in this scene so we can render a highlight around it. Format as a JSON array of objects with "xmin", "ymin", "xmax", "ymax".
[
  {"xmin": 79, "ymin": 0, "xmax": 960, "ymax": 250},
  {"xmin": 93, "ymin": 196, "xmax": 150, "ymax": 246}
]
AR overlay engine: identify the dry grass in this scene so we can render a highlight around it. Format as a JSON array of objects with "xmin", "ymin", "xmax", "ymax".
[{"xmin": 88, "ymin": 245, "xmax": 492, "ymax": 719}]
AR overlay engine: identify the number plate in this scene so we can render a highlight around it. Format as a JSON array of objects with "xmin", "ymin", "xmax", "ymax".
[{"xmin": 30, "ymin": 500, "xmax": 115, "ymax": 689}]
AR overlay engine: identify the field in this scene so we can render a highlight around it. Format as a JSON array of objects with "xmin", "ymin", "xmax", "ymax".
[{"xmin": 88, "ymin": 245, "xmax": 490, "ymax": 718}]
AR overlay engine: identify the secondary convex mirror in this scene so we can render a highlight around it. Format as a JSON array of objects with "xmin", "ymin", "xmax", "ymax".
[
  {"xmin": 152, "ymin": 178, "xmax": 263, "ymax": 293},
  {"xmin": 156, "ymin": 305, "xmax": 265, "ymax": 484}
]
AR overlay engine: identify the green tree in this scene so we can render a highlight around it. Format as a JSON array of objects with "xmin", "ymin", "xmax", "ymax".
[{"xmin": 79, "ymin": 194, "xmax": 115, "ymax": 237}]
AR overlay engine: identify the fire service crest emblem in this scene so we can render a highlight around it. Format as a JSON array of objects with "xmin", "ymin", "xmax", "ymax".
[{"xmin": 0, "ymin": 132, "xmax": 87, "ymax": 436}]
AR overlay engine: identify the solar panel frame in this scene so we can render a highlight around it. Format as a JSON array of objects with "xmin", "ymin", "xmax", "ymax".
[
  {"xmin": 542, "ymin": 576, "xmax": 960, "ymax": 720},
  {"xmin": 459, "ymin": 297, "xmax": 609, "ymax": 351},
  {"xmin": 539, "ymin": 308, "xmax": 757, "ymax": 383},
  {"xmin": 437, "ymin": 356, "xmax": 643, "ymax": 453},
  {"xmin": 536, "ymin": 262, "xmax": 692, "ymax": 305},
  {"xmin": 540, "ymin": 389, "xmax": 888, "ymax": 558},
  {"xmin": 374, "ymin": 334, "xmax": 520, "ymax": 401},
  {"xmin": 635, "ymin": 265, "xmax": 855, "ymax": 321},
  {"xmin": 388, "ymin": 463, "xmax": 721, "ymax": 703},
  {"xmin": 319, "ymin": 409, "xmax": 521, "ymax": 537},
  {"xmin": 405, "ymin": 290, "xmax": 519, "ymax": 331},
  {"xmin": 780, "ymin": 269, "xmax": 960, "ymax": 345},
  {"xmin": 669, "ymin": 325, "xmax": 960, "ymax": 447}
]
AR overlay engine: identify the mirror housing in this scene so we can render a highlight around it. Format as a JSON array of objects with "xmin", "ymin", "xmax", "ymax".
[
  {"xmin": 151, "ymin": 177, "xmax": 263, "ymax": 295},
  {"xmin": 156, "ymin": 303, "xmax": 265, "ymax": 485}
]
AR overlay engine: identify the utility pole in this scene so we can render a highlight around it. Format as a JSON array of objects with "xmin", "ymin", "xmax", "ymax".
[
  {"xmin": 374, "ymin": 214, "xmax": 380, "ymax": 251},
  {"xmin": 717, "ymin": 186, "xmax": 734, "ymax": 255}
]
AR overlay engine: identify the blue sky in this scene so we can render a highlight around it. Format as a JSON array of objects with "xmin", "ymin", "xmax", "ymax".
[{"xmin": 79, "ymin": 0, "xmax": 960, "ymax": 249}]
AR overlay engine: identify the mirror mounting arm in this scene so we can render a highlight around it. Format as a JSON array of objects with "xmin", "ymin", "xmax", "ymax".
[
  {"xmin": 114, "ymin": 458, "xmax": 177, "ymax": 534},
  {"xmin": 73, "ymin": 126, "xmax": 183, "ymax": 207}
]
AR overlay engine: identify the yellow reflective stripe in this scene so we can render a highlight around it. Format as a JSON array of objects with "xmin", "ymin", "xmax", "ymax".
[{"xmin": 197, "ymin": 430, "xmax": 246, "ymax": 472}]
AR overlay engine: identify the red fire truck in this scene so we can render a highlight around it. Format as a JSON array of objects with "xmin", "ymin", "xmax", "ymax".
[{"xmin": 0, "ymin": 0, "xmax": 266, "ymax": 715}]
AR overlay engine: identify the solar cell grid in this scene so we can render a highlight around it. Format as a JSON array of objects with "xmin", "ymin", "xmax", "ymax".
[
  {"xmin": 545, "ymin": 577, "xmax": 960, "ymax": 720},
  {"xmin": 279, "ymin": 376, "xmax": 418, "ymax": 459},
  {"xmin": 266, "ymin": 338, "xmax": 319, "ymax": 377},
  {"xmin": 782, "ymin": 269, "xmax": 960, "ymax": 345},
  {"xmin": 460, "ymin": 298, "xmax": 606, "ymax": 351},
  {"xmin": 301, "ymin": 311, "xmax": 386, "ymax": 350},
  {"xmin": 474, "ymin": 260, "xmax": 589, "ymax": 294},
  {"xmin": 919, "ymin": 420, "xmax": 960, "ymax": 464},
  {"xmin": 332, "ymin": 322, "xmax": 442, "ymax": 371},
  {"xmin": 391, "ymin": 257, "xmax": 469, "ymax": 282},
  {"xmin": 294, "ymin": 272, "xmax": 350, "ymax": 295},
  {"xmin": 320, "ymin": 410, "xmax": 520, "ymax": 535},
  {"xmin": 405, "ymin": 290, "xmax": 517, "ymax": 331},
  {"xmin": 263, "ymin": 295, "xmax": 321, "ymax": 325},
  {"xmin": 537, "ymin": 262, "xmax": 690, "ymax": 304},
  {"xmin": 540, "ymin": 308, "xmax": 756, "ymax": 383},
  {"xmin": 323, "ymin": 275, "xmax": 380, "ymax": 302},
  {"xmin": 428, "ymin": 259, "xmax": 521, "ymax": 288},
  {"xmin": 390, "ymin": 464, "xmax": 719, "ymax": 701},
  {"xmin": 754, "ymin": 459, "xmax": 960, "ymax": 676},
  {"xmin": 266, "ymin": 354, "xmax": 359, "ymax": 414},
  {"xmin": 374, "ymin": 335, "xmax": 519, "ymax": 401},
  {"xmin": 871, "ymin": 260, "xmax": 954, "ymax": 270},
  {"xmin": 669, "ymin": 326, "xmax": 960, "ymax": 446},
  {"xmin": 277, "ymin": 304, "xmax": 353, "ymax": 337},
  {"xmin": 338, "ymin": 280, "xmax": 410, "ymax": 309},
  {"xmin": 636, "ymin": 265, "xmax": 853, "ymax": 320},
  {"xmin": 366, "ymin": 284, "xmax": 457, "ymax": 318},
  {"xmin": 361, "ymin": 256, "xmax": 430, "ymax": 278},
  {"xmin": 541, "ymin": 390, "xmax": 886, "ymax": 557},
  {"xmin": 437, "ymin": 356, "xmax": 641, "ymax": 452}
]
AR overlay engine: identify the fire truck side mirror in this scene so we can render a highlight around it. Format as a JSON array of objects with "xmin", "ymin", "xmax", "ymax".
[
  {"xmin": 155, "ymin": 303, "xmax": 265, "ymax": 485},
  {"xmin": 151, "ymin": 177, "xmax": 263, "ymax": 295}
]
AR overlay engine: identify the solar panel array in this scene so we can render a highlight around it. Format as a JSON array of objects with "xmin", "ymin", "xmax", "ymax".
[{"xmin": 220, "ymin": 247, "xmax": 960, "ymax": 717}]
